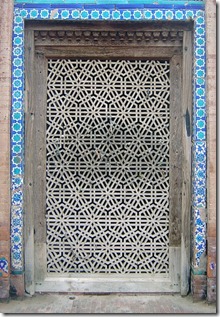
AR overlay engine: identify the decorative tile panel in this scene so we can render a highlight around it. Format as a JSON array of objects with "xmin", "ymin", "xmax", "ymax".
[
  {"xmin": 11, "ymin": 2, "xmax": 206, "ymax": 272},
  {"xmin": 193, "ymin": 10, "xmax": 206, "ymax": 143},
  {"xmin": 11, "ymin": 11, "xmax": 25, "ymax": 272},
  {"xmin": 193, "ymin": 208, "xmax": 207, "ymax": 267},
  {"xmin": 14, "ymin": 0, "xmax": 205, "ymax": 4},
  {"xmin": 0, "ymin": 258, "xmax": 9, "ymax": 276},
  {"xmin": 192, "ymin": 141, "xmax": 206, "ymax": 208}
]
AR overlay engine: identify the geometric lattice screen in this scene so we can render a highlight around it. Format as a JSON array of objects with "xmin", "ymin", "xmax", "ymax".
[{"xmin": 46, "ymin": 59, "xmax": 170, "ymax": 274}]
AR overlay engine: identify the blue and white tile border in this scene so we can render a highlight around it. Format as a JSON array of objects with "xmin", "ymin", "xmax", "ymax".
[{"xmin": 11, "ymin": 3, "xmax": 206, "ymax": 273}]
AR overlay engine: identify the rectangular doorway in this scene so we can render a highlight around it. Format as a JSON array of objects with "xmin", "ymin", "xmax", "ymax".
[{"xmin": 24, "ymin": 21, "xmax": 192, "ymax": 294}]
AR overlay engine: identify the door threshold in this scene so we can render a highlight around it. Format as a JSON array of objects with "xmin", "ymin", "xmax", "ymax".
[{"xmin": 35, "ymin": 276, "xmax": 180, "ymax": 293}]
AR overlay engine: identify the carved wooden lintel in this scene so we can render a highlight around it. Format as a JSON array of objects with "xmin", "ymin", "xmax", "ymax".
[{"xmin": 34, "ymin": 30, "xmax": 183, "ymax": 46}]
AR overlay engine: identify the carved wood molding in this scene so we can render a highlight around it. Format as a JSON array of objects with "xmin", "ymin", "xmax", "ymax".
[{"xmin": 34, "ymin": 30, "xmax": 183, "ymax": 46}]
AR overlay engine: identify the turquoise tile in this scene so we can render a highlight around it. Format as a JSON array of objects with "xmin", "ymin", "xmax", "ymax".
[
  {"xmin": 96, "ymin": 0, "xmax": 128, "ymax": 3},
  {"xmin": 128, "ymin": 0, "xmax": 154, "ymax": 3},
  {"xmin": 14, "ymin": 0, "xmax": 204, "ymax": 3},
  {"xmin": 15, "ymin": 0, "xmax": 96, "ymax": 3}
]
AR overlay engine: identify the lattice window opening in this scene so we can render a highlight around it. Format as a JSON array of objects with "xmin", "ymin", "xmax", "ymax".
[
  {"xmin": 46, "ymin": 60, "xmax": 170, "ymax": 170},
  {"xmin": 46, "ymin": 59, "xmax": 170, "ymax": 274}
]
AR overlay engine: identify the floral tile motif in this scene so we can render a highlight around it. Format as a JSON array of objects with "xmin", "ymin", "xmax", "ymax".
[
  {"xmin": 193, "ymin": 209, "xmax": 207, "ymax": 267},
  {"xmin": 0, "ymin": 258, "xmax": 9, "ymax": 275},
  {"xmin": 193, "ymin": 11, "xmax": 206, "ymax": 142},
  {"xmin": 11, "ymin": 207, "xmax": 23, "ymax": 268},
  {"xmin": 192, "ymin": 141, "xmax": 206, "ymax": 208},
  {"xmin": 11, "ymin": 3, "xmax": 206, "ymax": 272}
]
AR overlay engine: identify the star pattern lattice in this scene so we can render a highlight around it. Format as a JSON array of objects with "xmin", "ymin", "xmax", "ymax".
[{"xmin": 46, "ymin": 59, "xmax": 170, "ymax": 274}]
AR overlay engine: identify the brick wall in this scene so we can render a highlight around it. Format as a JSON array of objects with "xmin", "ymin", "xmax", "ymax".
[
  {"xmin": 0, "ymin": 0, "xmax": 13, "ymax": 299},
  {"xmin": 205, "ymin": 0, "xmax": 216, "ymax": 303}
]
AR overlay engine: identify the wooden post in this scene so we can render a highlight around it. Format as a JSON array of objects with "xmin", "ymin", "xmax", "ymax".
[
  {"xmin": 181, "ymin": 30, "xmax": 192, "ymax": 296},
  {"xmin": 24, "ymin": 29, "xmax": 35, "ymax": 295}
]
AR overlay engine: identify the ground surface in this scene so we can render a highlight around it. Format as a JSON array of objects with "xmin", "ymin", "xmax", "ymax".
[{"xmin": 0, "ymin": 293, "xmax": 216, "ymax": 314}]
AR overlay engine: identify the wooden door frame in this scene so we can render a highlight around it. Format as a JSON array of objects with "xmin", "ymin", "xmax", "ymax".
[{"xmin": 24, "ymin": 20, "xmax": 192, "ymax": 295}]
